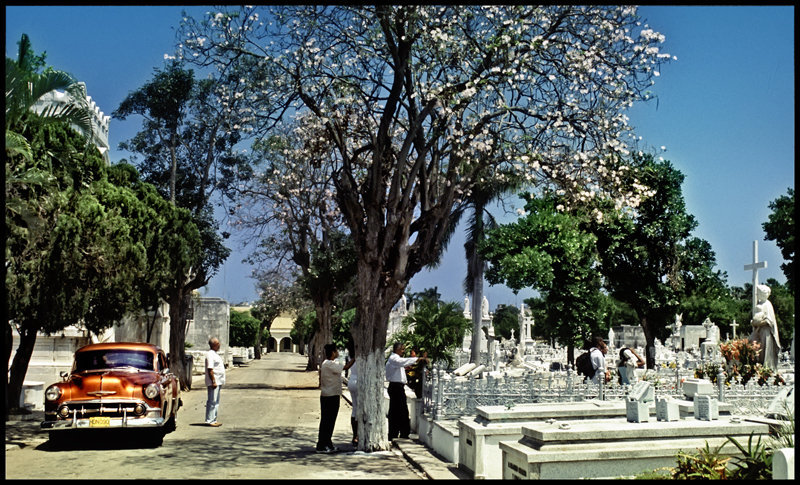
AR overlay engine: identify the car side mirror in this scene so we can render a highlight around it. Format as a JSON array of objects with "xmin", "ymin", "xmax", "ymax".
[{"xmin": 60, "ymin": 371, "xmax": 69, "ymax": 381}]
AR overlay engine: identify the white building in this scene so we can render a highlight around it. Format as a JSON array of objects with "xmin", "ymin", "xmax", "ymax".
[{"xmin": 32, "ymin": 82, "xmax": 110, "ymax": 164}]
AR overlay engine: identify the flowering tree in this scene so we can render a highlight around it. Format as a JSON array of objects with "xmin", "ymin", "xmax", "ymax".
[
  {"xmin": 178, "ymin": 5, "xmax": 671, "ymax": 451},
  {"xmin": 235, "ymin": 118, "xmax": 354, "ymax": 370}
]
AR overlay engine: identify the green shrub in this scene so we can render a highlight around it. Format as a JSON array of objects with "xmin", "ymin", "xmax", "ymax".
[
  {"xmin": 671, "ymin": 442, "xmax": 731, "ymax": 479},
  {"xmin": 726, "ymin": 433, "xmax": 772, "ymax": 480}
]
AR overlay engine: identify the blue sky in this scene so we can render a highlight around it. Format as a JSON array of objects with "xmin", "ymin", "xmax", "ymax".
[{"xmin": 6, "ymin": 6, "xmax": 794, "ymax": 314}]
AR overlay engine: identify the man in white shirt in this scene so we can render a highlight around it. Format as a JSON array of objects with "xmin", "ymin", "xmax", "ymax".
[
  {"xmin": 385, "ymin": 342, "xmax": 427, "ymax": 440},
  {"xmin": 316, "ymin": 344, "xmax": 355, "ymax": 453},
  {"xmin": 205, "ymin": 337, "xmax": 226, "ymax": 427},
  {"xmin": 617, "ymin": 346, "xmax": 645, "ymax": 385}
]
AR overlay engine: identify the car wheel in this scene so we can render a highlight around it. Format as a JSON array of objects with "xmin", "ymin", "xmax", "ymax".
[
  {"xmin": 148, "ymin": 430, "xmax": 165, "ymax": 447},
  {"xmin": 164, "ymin": 413, "xmax": 177, "ymax": 433},
  {"xmin": 48, "ymin": 431, "xmax": 66, "ymax": 448}
]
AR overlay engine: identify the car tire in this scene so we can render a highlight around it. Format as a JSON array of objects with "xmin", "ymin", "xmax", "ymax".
[
  {"xmin": 164, "ymin": 413, "xmax": 177, "ymax": 433},
  {"xmin": 48, "ymin": 431, "xmax": 66, "ymax": 448},
  {"xmin": 148, "ymin": 430, "xmax": 165, "ymax": 447}
]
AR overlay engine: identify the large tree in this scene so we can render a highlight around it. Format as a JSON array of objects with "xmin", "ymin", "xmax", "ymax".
[
  {"xmin": 461, "ymin": 174, "xmax": 522, "ymax": 364},
  {"xmin": 179, "ymin": 5, "xmax": 670, "ymax": 450},
  {"xmin": 594, "ymin": 154, "xmax": 714, "ymax": 368},
  {"xmin": 6, "ymin": 119, "xmax": 146, "ymax": 415},
  {"xmin": 113, "ymin": 61, "xmax": 248, "ymax": 389},
  {"xmin": 481, "ymin": 193, "xmax": 606, "ymax": 363},
  {"xmin": 106, "ymin": 163, "xmax": 204, "ymax": 341}
]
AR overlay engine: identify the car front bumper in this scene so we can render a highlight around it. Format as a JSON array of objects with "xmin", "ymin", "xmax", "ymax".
[{"xmin": 42, "ymin": 415, "xmax": 166, "ymax": 430}]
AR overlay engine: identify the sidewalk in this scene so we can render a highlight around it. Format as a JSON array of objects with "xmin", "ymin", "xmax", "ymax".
[{"xmin": 340, "ymin": 381, "xmax": 468, "ymax": 480}]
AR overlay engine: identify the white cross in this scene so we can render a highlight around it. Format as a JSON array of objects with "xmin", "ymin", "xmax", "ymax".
[
  {"xmin": 744, "ymin": 240, "xmax": 767, "ymax": 314},
  {"xmin": 731, "ymin": 319, "xmax": 738, "ymax": 339}
]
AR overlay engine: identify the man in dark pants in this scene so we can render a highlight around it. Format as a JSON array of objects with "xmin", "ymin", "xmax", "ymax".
[{"xmin": 385, "ymin": 342, "xmax": 427, "ymax": 440}]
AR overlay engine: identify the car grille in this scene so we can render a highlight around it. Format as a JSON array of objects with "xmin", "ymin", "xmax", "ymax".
[{"xmin": 59, "ymin": 400, "xmax": 143, "ymax": 418}]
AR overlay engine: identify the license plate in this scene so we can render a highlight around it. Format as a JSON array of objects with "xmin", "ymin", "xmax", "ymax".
[{"xmin": 89, "ymin": 416, "xmax": 110, "ymax": 427}]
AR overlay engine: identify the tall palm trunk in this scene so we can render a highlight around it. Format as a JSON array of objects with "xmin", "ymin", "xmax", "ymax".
[{"xmin": 466, "ymin": 199, "xmax": 488, "ymax": 364}]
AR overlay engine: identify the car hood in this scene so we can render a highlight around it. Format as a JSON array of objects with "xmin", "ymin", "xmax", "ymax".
[{"xmin": 69, "ymin": 371, "xmax": 157, "ymax": 399}]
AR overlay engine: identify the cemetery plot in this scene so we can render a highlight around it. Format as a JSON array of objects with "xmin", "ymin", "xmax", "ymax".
[{"xmin": 499, "ymin": 417, "xmax": 770, "ymax": 480}]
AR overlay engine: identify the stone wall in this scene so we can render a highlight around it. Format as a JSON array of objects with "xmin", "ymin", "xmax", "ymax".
[{"xmin": 186, "ymin": 297, "xmax": 231, "ymax": 367}]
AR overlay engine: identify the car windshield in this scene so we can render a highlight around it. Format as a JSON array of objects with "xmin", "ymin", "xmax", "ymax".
[{"xmin": 74, "ymin": 349, "xmax": 155, "ymax": 372}]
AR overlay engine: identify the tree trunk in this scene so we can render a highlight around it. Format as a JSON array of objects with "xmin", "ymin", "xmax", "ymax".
[
  {"xmin": 7, "ymin": 321, "xmax": 38, "ymax": 417},
  {"xmin": 145, "ymin": 308, "xmax": 157, "ymax": 343},
  {"xmin": 305, "ymin": 334, "xmax": 316, "ymax": 369},
  {"xmin": 641, "ymin": 316, "xmax": 656, "ymax": 369},
  {"xmin": 5, "ymin": 322, "xmax": 14, "ymax": 419},
  {"xmin": 168, "ymin": 289, "xmax": 192, "ymax": 390},
  {"xmin": 306, "ymin": 296, "xmax": 333, "ymax": 371},
  {"xmin": 352, "ymin": 267, "xmax": 405, "ymax": 452},
  {"xmin": 254, "ymin": 323, "xmax": 264, "ymax": 360}
]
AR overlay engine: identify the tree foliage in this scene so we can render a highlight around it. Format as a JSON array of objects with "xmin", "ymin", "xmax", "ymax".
[
  {"xmin": 594, "ymin": 154, "xmax": 729, "ymax": 367},
  {"xmin": 393, "ymin": 296, "xmax": 471, "ymax": 368},
  {"xmin": 236, "ymin": 123, "xmax": 354, "ymax": 370},
  {"xmin": 230, "ymin": 309, "xmax": 264, "ymax": 348},
  {"xmin": 763, "ymin": 188, "xmax": 795, "ymax": 293},
  {"xmin": 492, "ymin": 304, "xmax": 521, "ymax": 341},
  {"xmin": 481, "ymin": 193, "xmax": 605, "ymax": 359}
]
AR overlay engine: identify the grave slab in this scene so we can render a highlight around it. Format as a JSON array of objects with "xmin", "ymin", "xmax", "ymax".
[
  {"xmin": 457, "ymin": 399, "xmax": 733, "ymax": 480},
  {"xmin": 500, "ymin": 417, "xmax": 769, "ymax": 479}
]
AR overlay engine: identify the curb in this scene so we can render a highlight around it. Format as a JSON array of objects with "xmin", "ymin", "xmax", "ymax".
[{"xmin": 393, "ymin": 438, "xmax": 469, "ymax": 480}]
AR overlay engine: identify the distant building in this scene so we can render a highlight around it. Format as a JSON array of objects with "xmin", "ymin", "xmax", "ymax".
[
  {"xmin": 32, "ymin": 82, "xmax": 110, "ymax": 164},
  {"xmin": 268, "ymin": 313, "xmax": 296, "ymax": 353}
]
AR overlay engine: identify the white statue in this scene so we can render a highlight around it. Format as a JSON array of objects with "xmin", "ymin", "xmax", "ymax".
[
  {"xmin": 481, "ymin": 295, "xmax": 490, "ymax": 319},
  {"xmin": 608, "ymin": 328, "xmax": 615, "ymax": 348},
  {"xmin": 673, "ymin": 313, "xmax": 683, "ymax": 335},
  {"xmin": 749, "ymin": 284, "xmax": 781, "ymax": 369},
  {"xmin": 702, "ymin": 317, "xmax": 720, "ymax": 343}
]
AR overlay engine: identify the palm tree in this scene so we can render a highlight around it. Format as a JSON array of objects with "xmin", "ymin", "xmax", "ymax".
[
  {"xmin": 463, "ymin": 169, "xmax": 524, "ymax": 363},
  {"xmin": 5, "ymin": 34, "xmax": 92, "ymax": 160}
]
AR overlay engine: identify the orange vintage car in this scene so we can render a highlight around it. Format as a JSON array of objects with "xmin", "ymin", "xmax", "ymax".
[{"xmin": 41, "ymin": 342, "xmax": 181, "ymax": 445}]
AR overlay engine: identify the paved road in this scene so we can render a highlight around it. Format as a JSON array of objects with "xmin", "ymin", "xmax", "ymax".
[{"xmin": 5, "ymin": 352, "xmax": 453, "ymax": 479}]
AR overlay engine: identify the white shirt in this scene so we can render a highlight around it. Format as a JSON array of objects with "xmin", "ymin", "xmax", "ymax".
[
  {"xmin": 347, "ymin": 360, "xmax": 358, "ymax": 391},
  {"xmin": 589, "ymin": 347, "xmax": 605, "ymax": 385},
  {"xmin": 618, "ymin": 348, "xmax": 637, "ymax": 371},
  {"xmin": 205, "ymin": 349, "xmax": 226, "ymax": 387},
  {"xmin": 319, "ymin": 359, "xmax": 345, "ymax": 397},
  {"xmin": 385, "ymin": 353, "xmax": 418, "ymax": 384}
]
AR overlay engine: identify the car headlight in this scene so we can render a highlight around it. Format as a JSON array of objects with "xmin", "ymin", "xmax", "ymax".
[
  {"xmin": 45, "ymin": 385, "xmax": 62, "ymax": 401},
  {"xmin": 144, "ymin": 383, "xmax": 160, "ymax": 399}
]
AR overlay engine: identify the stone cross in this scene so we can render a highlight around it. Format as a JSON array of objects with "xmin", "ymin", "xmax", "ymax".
[
  {"xmin": 730, "ymin": 319, "xmax": 738, "ymax": 339},
  {"xmin": 743, "ymin": 240, "xmax": 767, "ymax": 315}
]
